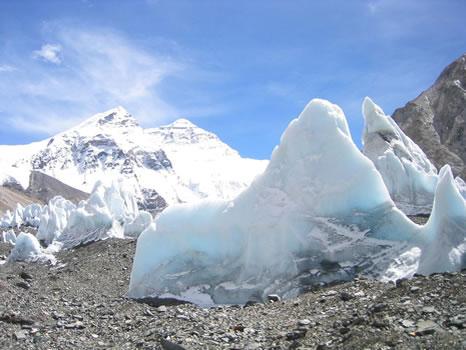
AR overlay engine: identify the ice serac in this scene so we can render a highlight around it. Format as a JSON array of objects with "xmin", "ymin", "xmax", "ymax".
[
  {"xmin": 8, "ymin": 232, "xmax": 54, "ymax": 263},
  {"xmin": 362, "ymin": 97, "xmax": 438, "ymax": 214},
  {"xmin": 2, "ymin": 230, "xmax": 16, "ymax": 244},
  {"xmin": 39, "ymin": 180, "xmax": 153, "ymax": 250},
  {"xmin": 37, "ymin": 197, "xmax": 75, "ymax": 245},
  {"xmin": 128, "ymin": 99, "xmax": 421, "ymax": 305},
  {"xmin": 419, "ymin": 165, "xmax": 466, "ymax": 274}
]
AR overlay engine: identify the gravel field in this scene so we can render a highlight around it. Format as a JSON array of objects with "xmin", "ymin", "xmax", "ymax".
[{"xmin": 0, "ymin": 238, "xmax": 465, "ymax": 349}]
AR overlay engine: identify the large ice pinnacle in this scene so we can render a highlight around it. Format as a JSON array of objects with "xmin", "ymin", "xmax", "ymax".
[
  {"xmin": 128, "ymin": 99, "xmax": 420, "ymax": 304},
  {"xmin": 128, "ymin": 98, "xmax": 466, "ymax": 305},
  {"xmin": 362, "ymin": 97, "xmax": 438, "ymax": 214}
]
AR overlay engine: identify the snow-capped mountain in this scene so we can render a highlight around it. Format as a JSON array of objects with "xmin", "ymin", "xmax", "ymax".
[{"xmin": 0, "ymin": 107, "xmax": 267, "ymax": 212}]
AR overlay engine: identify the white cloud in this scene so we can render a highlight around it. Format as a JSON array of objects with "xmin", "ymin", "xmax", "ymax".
[
  {"xmin": 0, "ymin": 26, "xmax": 203, "ymax": 135},
  {"xmin": 33, "ymin": 43, "xmax": 62, "ymax": 64},
  {"xmin": 0, "ymin": 64, "xmax": 16, "ymax": 72},
  {"xmin": 367, "ymin": 2, "xmax": 379, "ymax": 14}
]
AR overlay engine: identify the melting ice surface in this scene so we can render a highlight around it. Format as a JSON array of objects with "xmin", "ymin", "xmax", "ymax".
[{"xmin": 128, "ymin": 98, "xmax": 466, "ymax": 305}]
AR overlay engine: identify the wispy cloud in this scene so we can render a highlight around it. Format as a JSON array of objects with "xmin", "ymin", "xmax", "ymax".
[
  {"xmin": 367, "ymin": 1, "xmax": 380, "ymax": 14},
  {"xmin": 0, "ymin": 64, "xmax": 16, "ymax": 73},
  {"xmin": 33, "ymin": 43, "xmax": 62, "ymax": 64},
  {"xmin": 0, "ymin": 24, "xmax": 205, "ymax": 135}
]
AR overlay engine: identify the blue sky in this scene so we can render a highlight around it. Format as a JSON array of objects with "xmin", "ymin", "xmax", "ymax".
[{"xmin": 0, "ymin": 0, "xmax": 465, "ymax": 159}]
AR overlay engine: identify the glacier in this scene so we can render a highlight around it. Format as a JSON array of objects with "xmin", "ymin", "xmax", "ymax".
[{"xmin": 128, "ymin": 98, "xmax": 466, "ymax": 305}]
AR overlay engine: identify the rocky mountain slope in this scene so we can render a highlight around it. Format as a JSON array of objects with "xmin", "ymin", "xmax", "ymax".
[
  {"xmin": 0, "ymin": 239, "xmax": 465, "ymax": 350},
  {"xmin": 0, "ymin": 171, "xmax": 88, "ymax": 215},
  {"xmin": 25, "ymin": 171, "xmax": 88, "ymax": 204},
  {"xmin": 393, "ymin": 53, "xmax": 466, "ymax": 179},
  {"xmin": 0, "ymin": 108, "xmax": 267, "ymax": 213},
  {"xmin": 0, "ymin": 187, "xmax": 40, "ymax": 213}
]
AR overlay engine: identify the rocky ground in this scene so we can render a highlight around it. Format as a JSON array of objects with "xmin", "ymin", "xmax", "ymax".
[{"xmin": 0, "ymin": 239, "xmax": 465, "ymax": 350}]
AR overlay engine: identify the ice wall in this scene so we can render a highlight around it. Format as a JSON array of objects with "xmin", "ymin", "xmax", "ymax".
[
  {"xmin": 362, "ymin": 97, "xmax": 438, "ymax": 214},
  {"xmin": 129, "ymin": 99, "xmax": 427, "ymax": 304}
]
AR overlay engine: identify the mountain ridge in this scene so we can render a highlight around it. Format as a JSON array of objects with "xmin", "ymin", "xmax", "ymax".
[{"xmin": 0, "ymin": 107, "xmax": 267, "ymax": 213}]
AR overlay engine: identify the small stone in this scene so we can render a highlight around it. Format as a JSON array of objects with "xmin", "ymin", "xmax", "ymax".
[
  {"xmin": 372, "ymin": 319, "xmax": 388, "ymax": 329},
  {"xmin": 144, "ymin": 309, "xmax": 154, "ymax": 317},
  {"xmin": 64, "ymin": 321, "xmax": 84, "ymax": 329},
  {"xmin": 52, "ymin": 311, "xmax": 65, "ymax": 320},
  {"xmin": 340, "ymin": 291, "xmax": 353, "ymax": 301},
  {"xmin": 244, "ymin": 300, "xmax": 259, "ymax": 308},
  {"xmin": 298, "ymin": 319, "xmax": 311, "ymax": 326},
  {"xmin": 324, "ymin": 290, "xmax": 338, "ymax": 297},
  {"xmin": 16, "ymin": 281, "xmax": 31, "ymax": 290},
  {"xmin": 395, "ymin": 278, "xmax": 406, "ymax": 288},
  {"xmin": 400, "ymin": 319, "xmax": 415, "ymax": 328},
  {"xmin": 415, "ymin": 320, "xmax": 438, "ymax": 336},
  {"xmin": 410, "ymin": 286, "xmax": 420, "ymax": 293},
  {"xmin": 371, "ymin": 303, "xmax": 387, "ymax": 313},
  {"xmin": 156, "ymin": 306, "xmax": 167, "ymax": 313},
  {"xmin": 421, "ymin": 306, "xmax": 436, "ymax": 314},
  {"xmin": 232, "ymin": 324, "xmax": 245, "ymax": 332},
  {"xmin": 14, "ymin": 330, "xmax": 27, "ymax": 340},
  {"xmin": 160, "ymin": 339, "xmax": 188, "ymax": 350},
  {"xmin": 339, "ymin": 327, "xmax": 350, "ymax": 335},
  {"xmin": 19, "ymin": 271, "xmax": 33, "ymax": 281},
  {"xmin": 267, "ymin": 294, "xmax": 281, "ymax": 302},
  {"xmin": 446, "ymin": 315, "xmax": 466, "ymax": 329},
  {"xmin": 286, "ymin": 329, "xmax": 307, "ymax": 340}
]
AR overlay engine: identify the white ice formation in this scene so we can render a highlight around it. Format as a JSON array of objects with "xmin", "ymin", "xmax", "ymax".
[
  {"xmin": 362, "ymin": 97, "xmax": 439, "ymax": 214},
  {"xmin": 3, "ymin": 179, "xmax": 152, "ymax": 263},
  {"xmin": 8, "ymin": 232, "xmax": 55, "ymax": 263},
  {"xmin": 2, "ymin": 229, "xmax": 17, "ymax": 245},
  {"xmin": 42, "ymin": 180, "xmax": 153, "ymax": 250},
  {"xmin": 0, "ymin": 203, "xmax": 44, "ymax": 229},
  {"xmin": 128, "ymin": 98, "xmax": 466, "ymax": 305}
]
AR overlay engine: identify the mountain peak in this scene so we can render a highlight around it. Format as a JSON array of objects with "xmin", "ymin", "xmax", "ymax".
[
  {"xmin": 75, "ymin": 106, "xmax": 139, "ymax": 131},
  {"xmin": 164, "ymin": 118, "xmax": 198, "ymax": 129}
]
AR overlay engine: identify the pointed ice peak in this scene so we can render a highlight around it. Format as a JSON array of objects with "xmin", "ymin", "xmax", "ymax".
[
  {"xmin": 164, "ymin": 118, "xmax": 198, "ymax": 129},
  {"xmin": 431, "ymin": 165, "xmax": 466, "ymax": 219},
  {"xmin": 76, "ymin": 106, "xmax": 139, "ymax": 131},
  {"xmin": 362, "ymin": 97, "xmax": 396, "ymax": 136}
]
